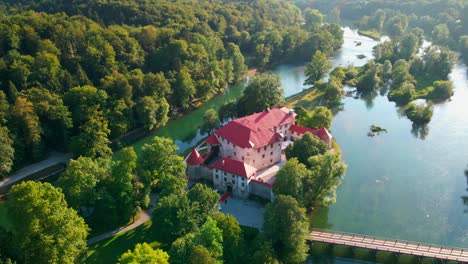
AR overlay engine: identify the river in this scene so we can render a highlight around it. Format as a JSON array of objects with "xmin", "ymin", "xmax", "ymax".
[
  {"xmin": 274, "ymin": 28, "xmax": 468, "ymax": 262},
  {"xmin": 131, "ymin": 27, "xmax": 468, "ymax": 262}
]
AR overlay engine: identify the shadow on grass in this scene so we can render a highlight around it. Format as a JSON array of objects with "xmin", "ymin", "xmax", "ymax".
[{"xmin": 86, "ymin": 220, "xmax": 165, "ymax": 264}]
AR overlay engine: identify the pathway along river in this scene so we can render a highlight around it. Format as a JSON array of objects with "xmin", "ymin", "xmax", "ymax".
[{"xmin": 131, "ymin": 27, "xmax": 468, "ymax": 262}]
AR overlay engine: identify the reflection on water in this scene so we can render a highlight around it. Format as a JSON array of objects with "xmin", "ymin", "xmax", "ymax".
[{"xmin": 274, "ymin": 28, "xmax": 468, "ymax": 251}]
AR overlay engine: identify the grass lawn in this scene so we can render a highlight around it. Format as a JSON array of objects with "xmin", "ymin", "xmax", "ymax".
[
  {"xmin": 86, "ymin": 220, "xmax": 164, "ymax": 264},
  {"xmin": 0, "ymin": 201, "xmax": 11, "ymax": 230},
  {"xmin": 286, "ymin": 88, "xmax": 323, "ymax": 113}
]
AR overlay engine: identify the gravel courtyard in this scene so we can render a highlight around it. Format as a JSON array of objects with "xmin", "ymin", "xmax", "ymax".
[{"xmin": 219, "ymin": 196, "xmax": 265, "ymax": 230}]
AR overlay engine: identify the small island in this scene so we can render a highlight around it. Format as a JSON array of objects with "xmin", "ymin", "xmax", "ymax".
[{"xmin": 368, "ymin": 125, "xmax": 388, "ymax": 137}]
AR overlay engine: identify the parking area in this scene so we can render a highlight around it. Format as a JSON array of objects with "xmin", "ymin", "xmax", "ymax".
[{"xmin": 219, "ymin": 196, "xmax": 265, "ymax": 230}]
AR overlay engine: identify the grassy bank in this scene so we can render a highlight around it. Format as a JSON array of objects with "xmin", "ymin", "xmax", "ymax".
[
  {"xmin": 85, "ymin": 221, "xmax": 164, "ymax": 264},
  {"xmin": 285, "ymin": 88, "xmax": 323, "ymax": 113},
  {"xmin": 357, "ymin": 30, "xmax": 381, "ymax": 40}
]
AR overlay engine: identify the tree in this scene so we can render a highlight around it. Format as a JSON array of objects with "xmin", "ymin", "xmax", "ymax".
[
  {"xmin": 273, "ymin": 158, "xmax": 309, "ymax": 203},
  {"xmin": 304, "ymin": 9, "xmax": 323, "ymax": 28},
  {"xmin": 57, "ymin": 156, "xmax": 108, "ymax": 212},
  {"xmin": 193, "ymin": 217, "xmax": 223, "ymax": 261},
  {"xmin": 173, "ymin": 67, "xmax": 195, "ymax": 110},
  {"xmin": 304, "ymin": 51, "xmax": 331, "ymax": 86},
  {"xmin": 118, "ymin": 243, "xmax": 169, "ymax": 264},
  {"xmin": 201, "ymin": 108, "xmax": 220, "ymax": 135},
  {"xmin": 7, "ymin": 181, "xmax": 88, "ymax": 264},
  {"xmin": 264, "ymin": 195, "xmax": 308, "ymax": 264},
  {"xmin": 138, "ymin": 136, "xmax": 185, "ymax": 185},
  {"xmin": 237, "ymin": 73, "xmax": 284, "ymax": 116},
  {"xmin": 405, "ymin": 102, "xmax": 433, "ymax": 125},
  {"xmin": 0, "ymin": 91, "xmax": 9, "ymax": 125},
  {"xmin": 304, "ymin": 153, "xmax": 347, "ymax": 207},
  {"xmin": 110, "ymin": 147, "xmax": 140, "ymax": 222},
  {"xmin": 21, "ymin": 88, "xmax": 72, "ymax": 149},
  {"xmin": 189, "ymin": 246, "xmax": 217, "ymax": 264},
  {"xmin": 226, "ymin": 43, "xmax": 247, "ymax": 82},
  {"xmin": 169, "ymin": 233, "xmax": 196, "ymax": 264},
  {"xmin": 285, "ymin": 133, "xmax": 328, "ymax": 165},
  {"xmin": 136, "ymin": 96, "xmax": 170, "ymax": 131},
  {"xmin": 430, "ymin": 80, "xmax": 454, "ymax": 100},
  {"xmin": 188, "ymin": 184, "xmax": 219, "ymax": 227},
  {"xmin": 153, "ymin": 193, "xmax": 195, "ymax": 242},
  {"xmin": 307, "ymin": 106, "xmax": 333, "ymax": 129},
  {"xmin": 212, "ymin": 212, "xmax": 243, "ymax": 264},
  {"xmin": 11, "ymin": 97, "xmax": 42, "ymax": 164},
  {"xmin": 71, "ymin": 109, "xmax": 112, "ymax": 159},
  {"xmin": 0, "ymin": 126, "xmax": 14, "ymax": 178},
  {"xmin": 250, "ymin": 240, "xmax": 279, "ymax": 264}
]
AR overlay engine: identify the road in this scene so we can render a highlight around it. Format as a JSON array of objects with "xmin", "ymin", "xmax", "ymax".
[{"xmin": 0, "ymin": 152, "xmax": 72, "ymax": 189}]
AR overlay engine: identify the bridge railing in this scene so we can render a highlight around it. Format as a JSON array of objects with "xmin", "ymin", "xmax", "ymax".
[{"xmin": 310, "ymin": 228, "xmax": 468, "ymax": 253}]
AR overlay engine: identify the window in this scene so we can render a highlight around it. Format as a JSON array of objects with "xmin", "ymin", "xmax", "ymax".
[
  {"xmin": 234, "ymin": 152, "xmax": 236, "ymax": 156},
  {"xmin": 264, "ymin": 146, "xmax": 267, "ymax": 151},
  {"xmin": 270, "ymin": 144, "xmax": 273, "ymax": 148},
  {"xmin": 232, "ymin": 179, "xmax": 235, "ymax": 184},
  {"xmin": 224, "ymin": 172, "xmax": 226, "ymax": 176},
  {"xmin": 270, "ymin": 159, "xmax": 273, "ymax": 163},
  {"xmin": 262, "ymin": 154, "xmax": 265, "ymax": 158},
  {"xmin": 224, "ymin": 177, "xmax": 227, "ymax": 182},
  {"xmin": 241, "ymin": 183, "xmax": 245, "ymax": 187},
  {"xmin": 270, "ymin": 151, "xmax": 273, "ymax": 155},
  {"xmin": 241, "ymin": 178, "xmax": 245, "ymax": 181},
  {"xmin": 215, "ymin": 175, "xmax": 219, "ymax": 179},
  {"xmin": 242, "ymin": 156, "xmax": 244, "ymax": 161},
  {"xmin": 257, "ymin": 149, "xmax": 260, "ymax": 153},
  {"xmin": 215, "ymin": 169, "xmax": 218, "ymax": 172}
]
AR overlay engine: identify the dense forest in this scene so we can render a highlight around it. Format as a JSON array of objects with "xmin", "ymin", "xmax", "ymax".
[
  {"xmin": 0, "ymin": 0, "xmax": 343, "ymax": 176},
  {"xmin": 298, "ymin": 0, "xmax": 468, "ymax": 63}
]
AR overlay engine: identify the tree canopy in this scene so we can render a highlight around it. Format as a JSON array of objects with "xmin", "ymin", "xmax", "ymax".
[{"xmin": 6, "ymin": 181, "xmax": 88, "ymax": 264}]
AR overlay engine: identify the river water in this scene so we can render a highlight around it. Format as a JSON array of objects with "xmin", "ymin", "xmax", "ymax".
[
  {"xmin": 134, "ymin": 27, "xmax": 468, "ymax": 262},
  {"xmin": 274, "ymin": 28, "xmax": 468, "ymax": 251}
]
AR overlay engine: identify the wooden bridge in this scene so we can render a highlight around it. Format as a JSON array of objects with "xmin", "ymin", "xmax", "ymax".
[{"xmin": 309, "ymin": 229, "xmax": 468, "ymax": 263}]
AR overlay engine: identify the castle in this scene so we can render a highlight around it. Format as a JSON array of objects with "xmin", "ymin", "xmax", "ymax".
[{"xmin": 185, "ymin": 107, "xmax": 332, "ymax": 201}]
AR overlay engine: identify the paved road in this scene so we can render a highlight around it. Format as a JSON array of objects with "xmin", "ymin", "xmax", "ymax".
[
  {"xmin": 87, "ymin": 194, "xmax": 157, "ymax": 245},
  {"xmin": 0, "ymin": 152, "xmax": 72, "ymax": 188}
]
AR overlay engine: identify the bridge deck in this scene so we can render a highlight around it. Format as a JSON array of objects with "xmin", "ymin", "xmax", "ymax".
[{"xmin": 309, "ymin": 230, "xmax": 468, "ymax": 263}]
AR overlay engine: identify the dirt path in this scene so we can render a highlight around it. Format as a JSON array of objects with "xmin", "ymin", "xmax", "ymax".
[
  {"xmin": 86, "ymin": 194, "xmax": 157, "ymax": 245},
  {"xmin": 0, "ymin": 152, "xmax": 72, "ymax": 188}
]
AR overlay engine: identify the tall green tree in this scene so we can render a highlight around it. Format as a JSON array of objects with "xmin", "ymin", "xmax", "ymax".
[
  {"xmin": 307, "ymin": 106, "xmax": 333, "ymax": 129},
  {"xmin": 7, "ymin": 181, "xmax": 88, "ymax": 264},
  {"xmin": 0, "ymin": 126, "xmax": 14, "ymax": 178},
  {"xmin": 57, "ymin": 156, "xmax": 108, "ymax": 212},
  {"xmin": 201, "ymin": 108, "xmax": 220, "ymax": 135},
  {"xmin": 212, "ymin": 212, "xmax": 243, "ymax": 264},
  {"xmin": 118, "ymin": 243, "xmax": 169, "ymax": 264},
  {"xmin": 71, "ymin": 109, "xmax": 112, "ymax": 159},
  {"xmin": 173, "ymin": 67, "xmax": 195, "ymax": 110},
  {"xmin": 11, "ymin": 97, "xmax": 42, "ymax": 164},
  {"xmin": 285, "ymin": 133, "xmax": 328, "ymax": 165},
  {"xmin": 136, "ymin": 96, "xmax": 170, "ymax": 131},
  {"xmin": 273, "ymin": 158, "xmax": 309, "ymax": 203},
  {"xmin": 264, "ymin": 195, "xmax": 308, "ymax": 264},
  {"xmin": 304, "ymin": 50, "xmax": 331, "ymax": 86},
  {"xmin": 237, "ymin": 73, "xmax": 284, "ymax": 116},
  {"xmin": 304, "ymin": 153, "xmax": 347, "ymax": 207}
]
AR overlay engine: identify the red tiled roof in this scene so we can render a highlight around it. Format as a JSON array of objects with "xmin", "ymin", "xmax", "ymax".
[
  {"xmin": 211, "ymin": 157, "xmax": 257, "ymax": 178},
  {"xmin": 206, "ymin": 133, "xmax": 220, "ymax": 145},
  {"xmin": 214, "ymin": 107, "xmax": 295, "ymax": 148},
  {"xmin": 289, "ymin": 125, "xmax": 332, "ymax": 143},
  {"xmin": 186, "ymin": 149, "xmax": 204, "ymax": 165}
]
